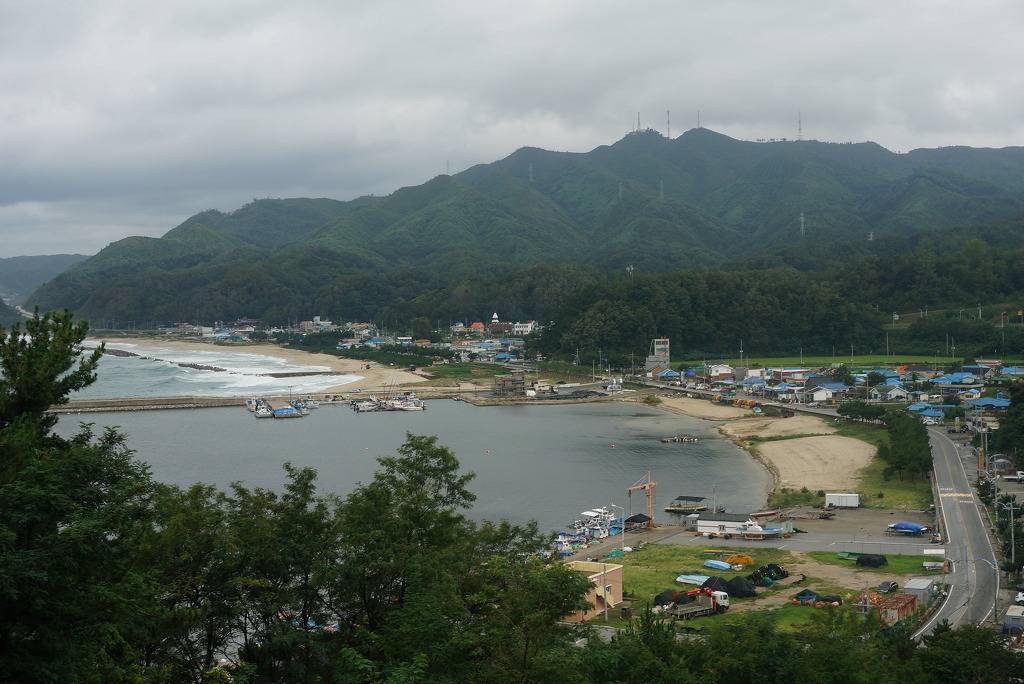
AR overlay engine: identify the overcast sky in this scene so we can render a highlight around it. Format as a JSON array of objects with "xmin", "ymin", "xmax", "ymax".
[{"xmin": 2, "ymin": 1, "xmax": 1022, "ymax": 257}]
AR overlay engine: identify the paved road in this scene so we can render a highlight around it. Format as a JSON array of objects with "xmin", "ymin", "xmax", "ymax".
[{"xmin": 913, "ymin": 427, "xmax": 998, "ymax": 636}]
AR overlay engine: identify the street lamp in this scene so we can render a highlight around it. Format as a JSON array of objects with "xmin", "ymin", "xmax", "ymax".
[{"xmin": 610, "ymin": 503, "xmax": 625, "ymax": 551}]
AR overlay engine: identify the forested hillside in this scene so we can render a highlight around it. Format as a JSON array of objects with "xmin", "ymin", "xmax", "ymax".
[
  {"xmin": 0, "ymin": 254, "xmax": 87, "ymax": 303},
  {"xmin": 27, "ymin": 129, "xmax": 1024, "ymax": 332},
  {"xmin": 0, "ymin": 301, "xmax": 22, "ymax": 327}
]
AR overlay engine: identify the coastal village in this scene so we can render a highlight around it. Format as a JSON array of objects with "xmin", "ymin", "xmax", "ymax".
[{"xmin": 77, "ymin": 318, "xmax": 1024, "ymax": 644}]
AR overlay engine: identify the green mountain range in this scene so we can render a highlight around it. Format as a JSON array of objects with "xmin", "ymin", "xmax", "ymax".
[
  {"xmin": 27, "ymin": 128, "xmax": 1024, "ymax": 325},
  {"xmin": 0, "ymin": 254, "xmax": 88, "ymax": 304}
]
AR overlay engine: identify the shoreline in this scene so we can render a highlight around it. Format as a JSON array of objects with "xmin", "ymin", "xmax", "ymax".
[
  {"xmin": 88, "ymin": 335, "xmax": 425, "ymax": 393},
  {"xmin": 639, "ymin": 392, "xmax": 875, "ymax": 506}
]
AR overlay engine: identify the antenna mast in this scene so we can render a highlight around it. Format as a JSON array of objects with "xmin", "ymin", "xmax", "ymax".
[
  {"xmin": 798, "ymin": 111, "xmax": 802, "ymax": 141},
  {"xmin": 667, "ymin": 109, "xmax": 671, "ymax": 138},
  {"xmin": 637, "ymin": 111, "xmax": 641, "ymax": 132},
  {"xmin": 697, "ymin": 110, "xmax": 701, "ymax": 128},
  {"xmin": 528, "ymin": 162, "xmax": 533, "ymax": 182},
  {"xmin": 800, "ymin": 212, "xmax": 805, "ymax": 237}
]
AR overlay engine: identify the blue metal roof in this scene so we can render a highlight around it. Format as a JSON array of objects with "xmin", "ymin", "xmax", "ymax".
[
  {"xmin": 906, "ymin": 403, "xmax": 930, "ymax": 412},
  {"xmin": 919, "ymin": 409, "xmax": 945, "ymax": 418},
  {"xmin": 657, "ymin": 369, "xmax": 680, "ymax": 378},
  {"xmin": 968, "ymin": 397, "xmax": 1011, "ymax": 409}
]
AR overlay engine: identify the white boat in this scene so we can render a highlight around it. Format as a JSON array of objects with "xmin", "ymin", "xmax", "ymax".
[
  {"xmin": 245, "ymin": 398, "xmax": 258, "ymax": 412},
  {"xmin": 255, "ymin": 407, "xmax": 273, "ymax": 418}
]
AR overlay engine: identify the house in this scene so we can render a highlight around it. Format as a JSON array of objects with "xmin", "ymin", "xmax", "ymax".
[
  {"xmin": 562, "ymin": 561, "xmax": 623, "ymax": 623},
  {"xmin": 707, "ymin": 364, "xmax": 734, "ymax": 379},
  {"xmin": 968, "ymin": 397, "xmax": 1011, "ymax": 410},
  {"xmin": 657, "ymin": 369, "xmax": 681, "ymax": 380},
  {"xmin": 869, "ymin": 385, "xmax": 909, "ymax": 402},
  {"xmin": 1001, "ymin": 366, "xmax": 1024, "ymax": 377},
  {"xmin": 365, "ymin": 337, "xmax": 388, "ymax": 347},
  {"xmin": 803, "ymin": 386, "xmax": 835, "ymax": 403},
  {"xmin": 693, "ymin": 512, "xmax": 794, "ymax": 538},
  {"xmin": 877, "ymin": 594, "xmax": 917, "ymax": 626},
  {"xmin": 469, "ymin": 321, "xmax": 486, "ymax": 333}
]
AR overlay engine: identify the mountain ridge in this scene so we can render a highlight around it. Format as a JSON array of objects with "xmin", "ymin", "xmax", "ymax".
[{"xmin": 27, "ymin": 128, "xmax": 1024, "ymax": 324}]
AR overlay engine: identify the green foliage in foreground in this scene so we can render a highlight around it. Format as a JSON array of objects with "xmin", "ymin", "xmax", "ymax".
[{"xmin": 2, "ymin": 312, "xmax": 1023, "ymax": 683}]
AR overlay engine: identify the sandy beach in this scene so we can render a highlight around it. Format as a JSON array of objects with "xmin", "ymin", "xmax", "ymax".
[
  {"xmin": 90, "ymin": 336, "xmax": 425, "ymax": 392},
  {"xmin": 719, "ymin": 415, "xmax": 837, "ymax": 440},
  {"xmin": 753, "ymin": 435, "xmax": 875, "ymax": 492},
  {"xmin": 651, "ymin": 393, "xmax": 877, "ymax": 494},
  {"xmin": 654, "ymin": 395, "xmax": 752, "ymax": 420}
]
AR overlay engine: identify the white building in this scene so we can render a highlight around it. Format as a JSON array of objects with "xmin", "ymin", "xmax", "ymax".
[
  {"xmin": 707, "ymin": 363, "xmax": 734, "ymax": 379},
  {"xmin": 512, "ymin": 320, "xmax": 537, "ymax": 335}
]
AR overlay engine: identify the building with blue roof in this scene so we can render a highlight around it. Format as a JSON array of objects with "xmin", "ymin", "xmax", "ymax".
[
  {"xmin": 919, "ymin": 408, "xmax": 945, "ymax": 418},
  {"xmin": 968, "ymin": 397, "xmax": 1011, "ymax": 409},
  {"xmin": 657, "ymin": 369, "xmax": 681, "ymax": 379},
  {"xmin": 906, "ymin": 403, "xmax": 930, "ymax": 412}
]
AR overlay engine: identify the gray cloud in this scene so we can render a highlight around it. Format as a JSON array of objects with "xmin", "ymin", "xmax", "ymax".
[{"xmin": 1, "ymin": 0, "xmax": 1022, "ymax": 256}]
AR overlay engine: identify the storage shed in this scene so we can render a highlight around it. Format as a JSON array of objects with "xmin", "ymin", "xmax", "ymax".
[
  {"xmin": 825, "ymin": 493, "xmax": 860, "ymax": 508},
  {"xmin": 1004, "ymin": 605, "xmax": 1024, "ymax": 634},
  {"xmin": 877, "ymin": 594, "xmax": 917, "ymax": 626},
  {"xmin": 902, "ymin": 577, "xmax": 936, "ymax": 605}
]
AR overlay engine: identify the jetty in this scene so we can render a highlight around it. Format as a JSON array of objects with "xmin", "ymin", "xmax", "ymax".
[
  {"xmin": 664, "ymin": 496, "xmax": 709, "ymax": 513},
  {"xmin": 660, "ymin": 434, "xmax": 699, "ymax": 443}
]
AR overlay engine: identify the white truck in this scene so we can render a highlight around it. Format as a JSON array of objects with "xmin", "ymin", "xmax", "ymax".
[
  {"xmin": 1004, "ymin": 471, "xmax": 1024, "ymax": 483},
  {"xmin": 666, "ymin": 589, "xmax": 730, "ymax": 620}
]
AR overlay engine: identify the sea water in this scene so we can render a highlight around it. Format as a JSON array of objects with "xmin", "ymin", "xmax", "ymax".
[
  {"xmin": 56, "ymin": 400, "xmax": 772, "ymax": 531},
  {"xmin": 75, "ymin": 341, "xmax": 361, "ymax": 398}
]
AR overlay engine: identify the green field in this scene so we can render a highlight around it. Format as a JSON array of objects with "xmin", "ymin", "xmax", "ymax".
[
  {"xmin": 681, "ymin": 354, "xmax": 956, "ymax": 368},
  {"xmin": 832, "ymin": 421, "xmax": 934, "ymax": 510},
  {"xmin": 614, "ymin": 544, "xmax": 797, "ymax": 606},
  {"xmin": 805, "ymin": 551, "xmax": 944, "ymax": 576}
]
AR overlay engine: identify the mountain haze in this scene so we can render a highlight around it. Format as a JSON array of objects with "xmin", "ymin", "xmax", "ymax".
[
  {"xmin": 0, "ymin": 254, "xmax": 88, "ymax": 304},
  {"xmin": 28, "ymin": 129, "xmax": 1024, "ymax": 324}
]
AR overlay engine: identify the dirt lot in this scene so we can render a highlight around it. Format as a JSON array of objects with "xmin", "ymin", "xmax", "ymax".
[
  {"xmin": 654, "ymin": 395, "xmax": 752, "ymax": 420},
  {"xmin": 720, "ymin": 415, "xmax": 837, "ymax": 440},
  {"xmin": 756, "ymin": 435, "xmax": 875, "ymax": 491}
]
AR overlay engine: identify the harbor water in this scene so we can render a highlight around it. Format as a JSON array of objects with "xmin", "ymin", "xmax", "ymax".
[{"xmin": 56, "ymin": 400, "xmax": 772, "ymax": 531}]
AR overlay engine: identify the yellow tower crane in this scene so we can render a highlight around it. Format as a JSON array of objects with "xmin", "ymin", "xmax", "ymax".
[{"xmin": 627, "ymin": 471, "xmax": 657, "ymax": 530}]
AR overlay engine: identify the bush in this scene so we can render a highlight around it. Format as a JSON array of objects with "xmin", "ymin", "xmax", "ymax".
[{"xmin": 643, "ymin": 395, "xmax": 662, "ymax": 406}]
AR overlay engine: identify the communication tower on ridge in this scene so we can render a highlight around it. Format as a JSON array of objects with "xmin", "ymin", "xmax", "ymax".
[
  {"xmin": 800, "ymin": 212, "xmax": 806, "ymax": 237},
  {"xmin": 667, "ymin": 110, "xmax": 671, "ymax": 138},
  {"xmin": 798, "ymin": 111, "xmax": 802, "ymax": 141}
]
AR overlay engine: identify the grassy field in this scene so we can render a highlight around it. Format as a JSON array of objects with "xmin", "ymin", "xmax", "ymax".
[
  {"xmin": 805, "ymin": 551, "xmax": 944, "ymax": 576},
  {"xmin": 834, "ymin": 421, "xmax": 934, "ymax": 510},
  {"xmin": 616, "ymin": 544, "xmax": 797, "ymax": 606},
  {"xmin": 418, "ymin": 362, "xmax": 509, "ymax": 385},
  {"xmin": 680, "ymin": 354, "xmax": 955, "ymax": 368}
]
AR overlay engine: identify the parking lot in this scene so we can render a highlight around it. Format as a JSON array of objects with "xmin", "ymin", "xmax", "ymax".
[{"xmin": 657, "ymin": 507, "xmax": 941, "ymax": 556}]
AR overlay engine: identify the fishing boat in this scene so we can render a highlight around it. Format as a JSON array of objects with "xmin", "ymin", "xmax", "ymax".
[
  {"xmin": 245, "ymin": 398, "xmax": 258, "ymax": 412},
  {"xmin": 254, "ymin": 406, "xmax": 273, "ymax": 418}
]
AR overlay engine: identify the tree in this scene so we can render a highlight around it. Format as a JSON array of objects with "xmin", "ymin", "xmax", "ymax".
[
  {"xmin": 919, "ymin": 622, "xmax": 1024, "ymax": 682},
  {"xmin": 996, "ymin": 382, "xmax": 1024, "ymax": 465},
  {"xmin": 0, "ymin": 312, "xmax": 156, "ymax": 681},
  {"xmin": 0, "ymin": 310, "xmax": 102, "ymax": 431}
]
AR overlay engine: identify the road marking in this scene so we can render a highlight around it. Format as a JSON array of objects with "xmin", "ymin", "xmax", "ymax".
[{"xmin": 941, "ymin": 492, "xmax": 973, "ymax": 497}]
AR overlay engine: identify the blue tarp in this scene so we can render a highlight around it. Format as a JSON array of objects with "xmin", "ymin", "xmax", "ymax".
[
  {"xmin": 906, "ymin": 403, "xmax": 930, "ymax": 412},
  {"xmin": 658, "ymin": 369, "xmax": 681, "ymax": 378},
  {"xmin": 890, "ymin": 521, "xmax": 928, "ymax": 533}
]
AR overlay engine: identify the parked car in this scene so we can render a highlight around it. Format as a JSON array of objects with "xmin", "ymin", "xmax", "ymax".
[{"xmin": 878, "ymin": 581, "xmax": 899, "ymax": 594}]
